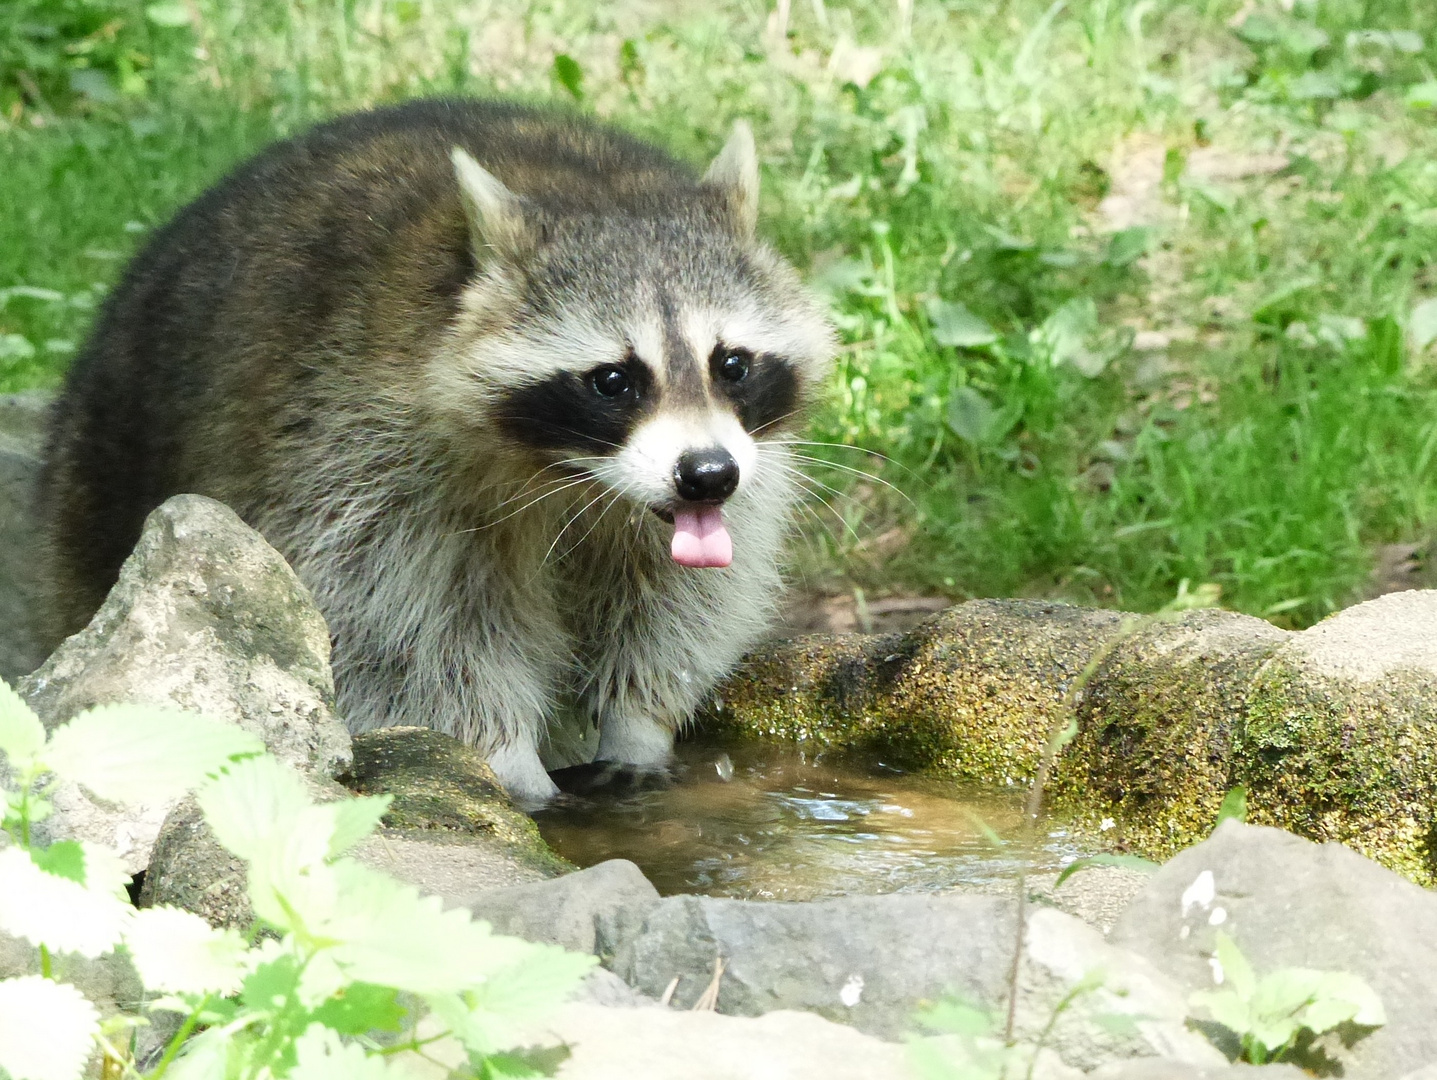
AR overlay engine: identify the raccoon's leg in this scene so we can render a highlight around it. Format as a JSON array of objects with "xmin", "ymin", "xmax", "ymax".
[{"xmin": 280, "ymin": 503, "xmax": 569, "ymax": 804}]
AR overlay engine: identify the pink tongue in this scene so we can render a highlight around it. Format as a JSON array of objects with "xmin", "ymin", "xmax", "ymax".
[{"xmin": 671, "ymin": 506, "xmax": 733, "ymax": 568}]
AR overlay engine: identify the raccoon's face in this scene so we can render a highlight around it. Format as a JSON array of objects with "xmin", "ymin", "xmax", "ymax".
[{"xmin": 439, "ymin": 128, "xmax": 833, "ymax": 568}]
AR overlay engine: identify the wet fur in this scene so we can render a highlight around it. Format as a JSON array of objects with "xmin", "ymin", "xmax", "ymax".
[{"xmin": 39, "ymin": 99, "xmax": 832, "ymax": 800}]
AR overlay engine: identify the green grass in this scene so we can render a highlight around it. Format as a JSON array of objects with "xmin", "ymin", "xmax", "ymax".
[{"xmin": 4, "ymin": 0, "xmax": 1437, "ymax": 626}]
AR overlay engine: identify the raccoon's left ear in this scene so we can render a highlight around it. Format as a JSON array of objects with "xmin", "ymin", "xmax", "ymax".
[
  {"xmin": 451, "ymin": 147, "xmax": 533, "ymax": 261},
  {"xmin": 704, "ymin": 121, "xmax": 759, "ymax": 241}
]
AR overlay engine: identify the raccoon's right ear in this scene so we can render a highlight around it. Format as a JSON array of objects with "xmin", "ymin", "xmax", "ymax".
[
  {"xmin": 451, "ymin": 147, "xmax": 533, "ymax": 261},
  {"xmin": 703, "ymin": 120, "xmax": 759, "ymax": 241}
]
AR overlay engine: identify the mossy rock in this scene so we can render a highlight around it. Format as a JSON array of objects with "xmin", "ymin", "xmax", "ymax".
[
  {"xmin": 709, "ymin": 593, "xmax": 1437, "ymax": 884},
  {"xmin": 340, "ymin": 726, "xmax": 571, "ymax": 877}
]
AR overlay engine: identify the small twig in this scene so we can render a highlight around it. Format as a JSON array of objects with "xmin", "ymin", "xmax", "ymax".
[
  {"xmin": 659, "ymin": 976, "xmax": 680, "ymax": 1008},
  {"xmin": 691, "ymin": 956, "xmax": 726, "ymax": 1011}
]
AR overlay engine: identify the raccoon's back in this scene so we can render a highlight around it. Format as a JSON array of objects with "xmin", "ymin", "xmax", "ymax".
[{"xmin": 39, "ymin": 99, "xmax": 697, "ymax": 638}]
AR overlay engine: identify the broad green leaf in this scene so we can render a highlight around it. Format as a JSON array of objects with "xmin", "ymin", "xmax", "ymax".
[
  {"xmin": 198, "ymin": 755, "xmax": 311, "ymax": 862},
  {"xmin": 1303, "ymin": 970, "xmax": 1385, "ymax": 1030},
  {"xmin": 289, "ymin": 1024, "xmax": 398, "ymax": 1080},
  {"xmin": 30, "ymin": 840, "xmax": 87, "ymax": 885},
  {"xmin": 0, "ymin": 679, "xmax": 45, "ymax": 767},
  {"xmin": 124, "ymin": 906, "xmax": 248, "ymax": 994},
  {"xmin": 0, "ymin": 845, "xmax": 132, "ymax": 957},
  {"xmin": 946, "ymin": 386, "xmax": 997, "ymax": 445},
  {"xmin": 1213, "ymin": 786, "xmax": 1248, "ymax": 829},
  {"xmin": 324, "ymin": 861, "xmax": 535, "ymax": 996},
  {"xmin": 312, "ymin": 982, "xmax": 408, "ymax": 1035},
  {"xmin": 1054, "ymin": 853, "xmax": 1159, "ymax": 888},
  {"xmin": 478, "ymin": 1045, "xmax": 572, "ymax": 1079},
  {"xmin": 1213, "ymin": 931, "xmax": 1257, "ymax": 999},
  {"xmin": 242, "ymin": 952, "xmax": 304, "ymax": 1013},
  {"xmin": 165, "ymin": 1027, "xmax": 239, "ymax": 1080},
  {"xmin": 1190, "ymin": 988, "xmax": 1250, "ymax": 1035},
  {"xmin": 43, "ymin": 705, "xmax": 264, "ymax": 806},
  {"xmin": 325, "ymin": 795, "xmax": 392, "ymax": 858},
  {"xmin": 913, "ymin": 997, "xmax": 994, "ymax": 1036},
  {"xmin": 245, "ymin": 813, "xmax": 341, "ymax": 929},
  {"xmin": 0, "ymin": 975, "xmax": 101, "ymax": 1080},
  {"xmin": 926, "ymin": 299, "xmax": 998, "ymax": 348},
  {"xmin": 464, "ymin": 945, "xmax": 597, "ymax": 1034},
  {"xmin": 1410, "ymin": 298, "xmax": 1437, "ymax": 350}
]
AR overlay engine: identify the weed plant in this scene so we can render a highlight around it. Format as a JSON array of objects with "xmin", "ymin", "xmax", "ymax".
[{"xmin": 3, "ymin": 0, "xmax": 1437, "ymax": 625}]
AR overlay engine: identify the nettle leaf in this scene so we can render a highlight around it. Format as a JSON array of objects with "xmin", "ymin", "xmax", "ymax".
[
  {"xmin": 0, "ymin": 844, "xmax": 132, "ymax": 957},
  {"xmin": 311, "ymin": 982, "xmax": 408, "ymax": 1035},
  {"xmin": 465, "ymin": 945, "xmax": 598, "ymax": 1029},
  {"xmin": 289, "ymin": 1024, "xmax": 397, "ymax": 1080},
  {"xmin": 242, "ymin": 952, "xmax": 305, "ymax": 1013},
  {"xmin": 926, "ymin": 298, "xmax": 998, "ymax": 348},
  {"xmin": 0, "ymin": 975, "xmax": 101, "ymax": 1080},
  {"xmin": 325, "ymin": 861, "xmax": 536, "ymax": 996},
  {"xmin": 198, "ymin": 755, "xmax": 312, "ymax": 862},
  {"xmin": 125, "ymin": 906, "xmax": 249, "ymax": 995},
  {"xmin": 43, "ymin": 704, "xmax": 264, "ymax": 806},
  {"xmin": 0, "ymin": 679, "xmax": 45, "ymax": 768},
  {"xmin": 326, "ymin": 794, "xmax": 392, "ymax": 858},
  {"xmin": 477, "ymin": 1045, "xmax": 573, "ymax": 1079},
  {"xmin": 30, "ymin": 840, "xmax": 88, "ymax": 885}
]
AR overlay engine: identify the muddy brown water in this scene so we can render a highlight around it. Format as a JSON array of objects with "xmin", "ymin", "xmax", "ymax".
[{"xmin": 534, "ymin": 739, "xmax": 1085, "ymax": 900}]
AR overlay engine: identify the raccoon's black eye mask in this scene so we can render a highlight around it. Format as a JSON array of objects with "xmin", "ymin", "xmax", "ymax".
[{"xmin": 497, "ymin": 353, "xmax": 654, "ymax": 454}]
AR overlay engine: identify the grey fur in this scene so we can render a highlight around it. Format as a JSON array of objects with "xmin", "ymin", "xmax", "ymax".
[{"xmin": 39, "ymin": 100, "xmax": 833, "ymax": 801}]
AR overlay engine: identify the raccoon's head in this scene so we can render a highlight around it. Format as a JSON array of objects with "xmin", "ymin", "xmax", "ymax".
[{"xmin": 438, "ymin": 122, "xmax": 834, "ymax": 568}]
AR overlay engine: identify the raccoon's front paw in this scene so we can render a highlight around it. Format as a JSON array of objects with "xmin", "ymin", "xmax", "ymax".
[{"xmin": 548, "ymin": 759, "xmax": 676, "ymax": 797}]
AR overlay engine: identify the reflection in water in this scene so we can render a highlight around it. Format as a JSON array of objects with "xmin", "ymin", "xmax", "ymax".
[{"xmin": 534, "ymin": 740, "xmax": 1084, "ymax": 900}]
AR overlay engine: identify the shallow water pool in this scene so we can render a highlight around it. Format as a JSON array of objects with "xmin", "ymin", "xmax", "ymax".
[{"xmin": 533, "ymin": 739, "xmax": 1084, "ymax": 900}]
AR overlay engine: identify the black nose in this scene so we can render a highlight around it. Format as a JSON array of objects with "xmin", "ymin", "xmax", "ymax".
[{"xmin": 674, "ymin": 448, "xmax": 739, "ymax": 503}]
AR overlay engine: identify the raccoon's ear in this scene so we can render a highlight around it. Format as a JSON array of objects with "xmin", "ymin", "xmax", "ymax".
[
  {"xmin": 703, "ymin": 120, "xmax": 759, "ymax": 241},
  {"xmin": 451, "ymin": 147, "xmax": 532, "ymax": 260}
]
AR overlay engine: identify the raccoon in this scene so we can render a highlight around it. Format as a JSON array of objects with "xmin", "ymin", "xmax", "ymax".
[{"xmin": 38, "ymin": 99, "xmax": 834, "ymax": 801}]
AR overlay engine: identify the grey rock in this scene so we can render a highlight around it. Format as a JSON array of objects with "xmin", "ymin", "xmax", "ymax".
[
  {"xmin": 0, "ymin": 391, "xmax": 48, "ymax": 684},
  {"xmin": 611, "ymin": 890, "xmax": 1219, "ymax": 1071},
  {"xmin": 1399, "ymin": 1067, "xmax": 1437, "ymax": 1080},
  {"xmin": 461, "ymin": 859, "xmax": 659, "ymax": 960},
  {"xmin": 18, "ymin": 495, "xmax": 352, "ymax": 872},
  {"xmin": 138, "ymin": 795, "xmax": 254, "ymax": 930},
  {"xmin": 1110, "ymin": 820, "xmax": 1437, "ymax": 1080},
  {"xmin": 350, "ymin": 828, "xmax": 550, "ymax": 907},
  {"xmin": 339, "ymin": 727, "xmax": 569, "ymax": 878},
  {"xmin": 568, "ymin": 967, "xmax": 653, "ymax": 1008}
]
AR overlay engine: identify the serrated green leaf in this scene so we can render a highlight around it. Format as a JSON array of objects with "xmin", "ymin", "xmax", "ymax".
[
  {"xmin": 0, "ymin": 844, "xmax": 132, "ymax": 957},
  {"xmin": 1213, "ymin": 786, "xmax": 1248, "ymax": 829},
  {"xmin": 125, "ymin": 906, "xmax": 248, "ymax": 995},
  {"xmin": 242, "ymin": 953, "xmax": 304, "ymax": 1012},
  {"xmin": 326, "ymin": 795, "xmax": 392, "ymax": 858},
  {"xmin": 311, "ymin": 982, "xmax": 407, "ymax": 1035},
  {"xmin": 926, "ymin": 299, "xmax": 998, "ymax": 348},
  {"xmin": 197, "ymin": 755, "xmax": 311, "ymax": 862},
  {"xmin": 290, "ymin": 1024, "xmax": 399, "ymax": 1080},
  {"xmin": 43, "ymin": 705, "xmax": 264, "ymax": 806},
  {"xmin": 0, "ymin": 679, "xmax": 45, "ymax": 768},
  {"xmin": 914, "ymin": 997, "xmax": 994, "ymax": 1036},
  {"xmin": 30, "ymin": 840, "xmax": 87, "ymax": 885},
  {"xmin": 478, "ymin": 1045, "xmax": 572, "ymax": 1079},
  {"xmin": 465, "ymin": 944, "xmax": 597, "ymax": 1028},
  {"xmin": 1054, "ymin": 853, "xmax": 1159, "ymax": 888},
  {"xmin": 0, "ymin": 975, "xmax": 101, "ymax": 1080},
  {"xmin": 1213, "ymin": 931, "xmax": 1257, "ymax": 999}
]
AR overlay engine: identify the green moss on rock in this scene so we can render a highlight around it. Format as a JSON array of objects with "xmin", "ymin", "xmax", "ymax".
[{"xmin": 340, "ymin": 726, "xmax": 571, "ymax": 877}]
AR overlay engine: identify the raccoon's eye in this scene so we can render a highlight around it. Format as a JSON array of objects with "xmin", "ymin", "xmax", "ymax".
[
  {"xmin": 590, "ymin": 365, "xmax": 632, "ymax": 398},
  {"xmin": 716, "ymin": 348, "xmax": 751, "ymax": 383}
]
